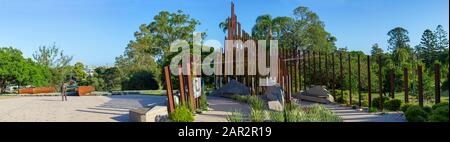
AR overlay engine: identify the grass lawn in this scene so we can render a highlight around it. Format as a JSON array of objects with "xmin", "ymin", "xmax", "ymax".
[{"xmin": 332, "ymin": 89, "xmax": 449, "ymax": 108}]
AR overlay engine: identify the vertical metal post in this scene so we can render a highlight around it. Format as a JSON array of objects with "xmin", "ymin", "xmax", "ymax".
[
  {"xmin": 187, "ymin": 63, "xmax": 195, "ymax": 111},
  {"xmin": 164, "ymin": 66, "xmax": 175, "ymax": 113},
  {"xmin": 418, "ymin": 65, "xmax": 424, "ymax": 107},
  {"xmin": 367, "ymin": 55, "xmax": 372, "ymax": 108},
  {"xmin": 303, "ymin": 50, "xmax": 307, "ymax": 91},
  {"xmin": 340, "ymin": 52, "xmax": 343, "ymax": 99},
  {"xmin": 313, "ymin": 51, "xmax": 316, "ymax": 84},
  {"xmin": 358, "ymin": 54, "xmax": 361, "ymax": 107},
  {"xmin": 378, "ymin": 55, "xmax": 383, "ymax": 110},
  {"xmin": 390, "ymin": 71, "xmax": 395, "ymax": 99},
  {"xmin": 178, "ymin": 65, "xmax": 186, "ymax": 106},
  {"xmin": 404, "ymin": 67, "xmax": 409, "ymax": 103},
  {"xmin": 348, "ymin": 54, "xmax": 352, "ymax": 106},
  {"xmin": 332, "ymin": 53, "xmax": 335, "ymax": 98},
  {"xmin": 435, "ymin": 64, "xmax": 441, "ymax": 104}
]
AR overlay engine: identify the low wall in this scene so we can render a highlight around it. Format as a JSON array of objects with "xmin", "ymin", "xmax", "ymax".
[
  {"xmin": 78, "ymin": 86, "xmax": 95, "ymax": 96},
  {"xmin": 18, "ymin": 87, "xmax": 56, "ymax": 94}
]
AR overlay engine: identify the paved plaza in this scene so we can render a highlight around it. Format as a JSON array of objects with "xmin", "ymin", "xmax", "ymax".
[{"xmin": 0, "ymin": 95, "xmax": 165, "ymax": 122}]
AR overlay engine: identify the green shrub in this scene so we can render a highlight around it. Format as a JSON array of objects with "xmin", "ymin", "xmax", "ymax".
[
  {"xmin": 405, "ymin": 105, "xmax": 428, "ymax": 122},
  {"xmin": 369, "ymin": 107, "xmax": 378, "ymax": 112},
  {"xmin": 400, "ymin": 103, "xmax": 413, "ymax": 112},
  {"xmin": 306, "ymin": 104, "xmax": 343, "ymax": 122},
  {"xmin": 423, "ymin": 106, "xmax": 432, "ymax": 114},
  {"xmin": 248, "ymin": 96, "xmax": 265, "ymax": 110},
  {"xmin": 227, "ymin": 110, "xmax": 244, "ymax": 122},
  {"xmin": 169, "ymin": 105, "xmax": 194, "ymax": 122},
  {"xmin": 361, "ymin": 100, "xmax": 369, "ymax": 107},
  {"xmin": 372, "ymin": 96, "xmax": 389, "ymax": 110},
  {"xmin": 335, "ymin": 95, "xmax": 347, "ymax": 104},
  {"xmin": 432, "ymin": 102, "xmax": 449, "ymax": 110},
  {"xmin": 236, "ymin": 95, "xmax": 249, "ymax": 103},
  {"xmin": 385, "ymin": 99, "xmax": 402, "ymax": 111},
  {"xmin": 199, "ymin": 94, "xmax": 208, "ymax": 111},
  {"xmin": 269, "ymin": 111, "xmax": 285, "ymax": 122},
  {"xmin": 284, "ymin": 104, "xmax": 342, "ymax": 122},
  {"xmin": 250, "ymin": 108, "xmax": 266, "ymax": 122},
  {"xmin": 428, "ymin": 105, "xmax": 449, "ymax": 122}
]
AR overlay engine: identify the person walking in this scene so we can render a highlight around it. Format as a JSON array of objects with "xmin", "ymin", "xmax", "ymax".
[{"xmin": 61, "ymin": 82, "xmax": 67, "ymax": 101}]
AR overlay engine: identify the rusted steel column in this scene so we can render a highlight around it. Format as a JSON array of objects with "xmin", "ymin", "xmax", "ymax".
[
  {"xmin": 164, "ymin": 66, "xmax": 175, "ymax": 113},
  {"xmin": 178, "ymin": 65, "xmax": 186, "ymax": 106},
  {"xmin": 348, "ymin": 54, "xmax": 352, "ymax": 105},
  {"xmin": 294, "ymin": 48, "xmax": 298, "ymax": 93},
  {"xmin": 332, "ymin": 53, "xmax": 335, "ymax": 98},
  {"xmin": 358, "ymin": 54, "xmax": 361, "ymax": 107},
  {"xmin": 303, "ymin": 50, "xmax": 307, "ymax": 91},
  {"xmin": 308, "ymin": 50, "xmax": 311, "ymax": 87},
  {"xmin": 339, "ymin": 52, "xmax": 343, "ymax": 99},
  {"xmin": 404, "ymin": 67, "xmax": 409, "ymax": 103},
  {"xmin": 390, "ymin": 71, "xmax": 395, "ymax": 99},
  {"xmin": 313, "ymin": 51, "xmax": 316, "ymax": 84},
  {"xmin": 378, "ymin": 55, "xmax": 383, "ymax": 110},
  {"xmin": 318, "ymin": 52, "xmax": 322, "ymax": 85},
  {"xmin": 298, "ymin": 50, "xmax": 302, "ymax": 92},
  {"xmin": 325, "ymin": 53, "xmax": 328, "ymax": 87},
  {"xmin": 187, "ymin": 63, "xmax": 195, "ymax": 111},
  {"xmin": 367, "ymin": 55, "xmax": 372, "ymax": 108},
  {"xmin": 418, "ymin": 65, "xmax": 424, "ymax": 107},
  {"xmin": 435, "ymin": 64, "xmax": 441, "ymax": 104}
]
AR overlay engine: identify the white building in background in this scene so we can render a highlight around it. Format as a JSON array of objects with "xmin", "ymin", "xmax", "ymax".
[{"xmin": 84, "ymin": 66, "xmax": 96, "ymax": 77}]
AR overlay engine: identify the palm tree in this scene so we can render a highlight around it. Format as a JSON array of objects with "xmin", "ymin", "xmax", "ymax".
[
  {"xmin": 218, "ymin": 18, "xmax": 229, "ymax": 33},
  {"xmin": 251, "ymin": 15, "xmax": 293, "ymax": 40}
]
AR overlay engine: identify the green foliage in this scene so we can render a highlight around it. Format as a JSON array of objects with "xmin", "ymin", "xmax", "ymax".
[
  {"xmin": 428, "ymin": 103, "xmax": 449, "ymax": 122},
  {"xmin": 385, "ymin": 99, "xmax": 402, "ymax": 111},
  {"xmin": 93, "ymin": 66, "xmax": 122, "ymax": 91},
  {"xmin": 169, "ymin": 105, "xmax": 194, "ymax": 122},
  {"xmin": 248, "ymin": 96, "xmax": 265, "ymax": 110},
  {"xmin": 73, "ymin": 62, "xmax": 88, "ymax": 82},
  {"xmin": 269, "ymin": 111, "xmax": 285, "ymax": 122},
  {"xmin": 199, "ymin": 94, "xmax": 208, "ymax": 111},
  {"xmin": 372, "ymin": 96, "xmax": 389, "ymax": 110},
  {"xmin": 32, "ymin": 43, "xmax": 73, "ymax": 86},
  {"xmin": 227, "ymin": 110, "xmax": 244, "ymax": 122},
  {"xmin": 121, "ymin": 70, "xmax": 159, "ymax": 90},
  {"xmin": 432, "ymin": 102, "xmax": 449, "ymax": 110},
  {"xmin": 423, "ymin": 106, "xmax": 433, "ymax": 114},
  {"xmin": 369, "ymin": 107, "xmax": 378, "ymax": 113},
  {"xmin": 400, "ymin": 103, "xmax": 413, "ymax": 112},
  {"xmin": 405, "ymin": 105, "xmax": 429, "ymax": 122},
  {"xmin": 250, "ymin": 108, "xmax": 266, "ymax": 122},
  {"xmin": 0, "ymin": 47, "xmax": 52, "ymax": 91},
  {"xmin": 283, "ymin": 104, "xmax": 342, "ymax": 122}
]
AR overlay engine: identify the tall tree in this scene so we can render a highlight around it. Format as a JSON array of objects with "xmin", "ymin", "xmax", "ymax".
[
  {"xmin": 416, "ymin": 29, "xmax": 438, "ymax": 68},
  {"xmin": 32, "ymin": 43, "xmax": 73, "ymax": 85},
  {"xmin": 435, "ymin": 25, "xmax": 449, "ymax": 51},
  {"xmin": 387, "ymin": 27, "xmax": 412, "ymax": 67},
  {"xmin": 387, "ymin": 27, "xmax": 410, "ymax": 52}
]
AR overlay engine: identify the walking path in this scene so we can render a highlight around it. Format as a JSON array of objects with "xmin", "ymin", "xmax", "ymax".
[
  {"xmin": 300, "ymin": 101, "xmax": 406, "ymax": 122},
  {"xmin": 0, "ymin": 95, "xmax": 165, "ymax": 122},
  {"xmin": 195, "ymin": 96, "xmax": 250, "ymax": 122}
]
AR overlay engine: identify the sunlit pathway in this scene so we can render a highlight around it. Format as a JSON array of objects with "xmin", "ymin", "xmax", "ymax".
[
  {"xmin": 300, "ymin": 101, "xmax": 406, "ymax": 122},
  {"xmin": 195, "ymin": 96, "xmax": 250, "ymax": 122},
  {"xmin": 0, "ymin": 95, "xmax": 165, "ymax": 122}
]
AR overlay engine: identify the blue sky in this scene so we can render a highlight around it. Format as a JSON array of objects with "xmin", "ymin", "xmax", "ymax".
[{"xmin": 0, "ymin": 0, "xmax": 448, "ymax": 66}]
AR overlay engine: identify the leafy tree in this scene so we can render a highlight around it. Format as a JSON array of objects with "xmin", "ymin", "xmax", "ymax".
[
  {"xmin": 416, "ymin": 29, "xmax": 438, "ymax": 68},
  {"xmin": 0, "ymin": 47, "xmax": 51, "ymax": 92},
  {"xmin": 435, "ymin": 25, "xmax": 449, "ymax": 51},
  {"xmin": 116, "ymin": 10, "xmax": 200, "ymax": 90},
  {"xmin": 387, "ymin": 27, "xmax": 410, "ymax": 52},
  {"xmin": 73, "ymin": 62, "xmax": 87, "ymax": 82},
  {"xmin": 32, "ymin": 43, "xmax": 73, "ymax": 86}
]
